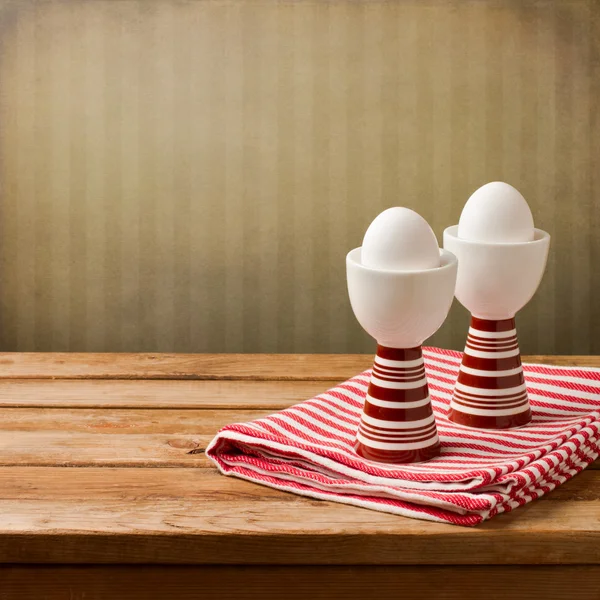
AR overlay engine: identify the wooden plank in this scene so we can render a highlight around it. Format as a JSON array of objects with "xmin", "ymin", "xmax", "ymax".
[
  {"xmin": 0, "ymin": 407, "xmax": 269, "ymax": 434},
  {"xmin": 0, "ymin": 408, "xmax": 272, "ymax": 468},
  {"xmin": 0, "ymin": 407, "xmax": 595, "ymax": 468},
  {"xmin": 0, "ymin": 407, "xmax": 267, "ymax": 468},
  {"xmin": 0, "ymin": 353, "xmax": 595, "ymax": 380},
  {"xmin": 0, "ymin": 431, "xmax": 209, "ymax": 467},
  {"xmin": 0, "ymin": 379, "xmax": 334, "ymax": 409},
  {"xmin": 0, "ymin": 466, "xmax": 597, "ymax": 503},
  {"xmin": 0, "ymin": 353, "xmax": 373, "ymax": 380},
  {"xmin": 0, "ymin": 468, "xmax": 597, "ymax": 564},
  {"xmin": 0, "ymin": 565, "xmax": 599, "ymax": 600}
]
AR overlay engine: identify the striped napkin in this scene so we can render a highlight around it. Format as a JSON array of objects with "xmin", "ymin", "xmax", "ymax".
[{"xmin": 207, "ymin": 347, "xmax": 600, "ymax": 526}]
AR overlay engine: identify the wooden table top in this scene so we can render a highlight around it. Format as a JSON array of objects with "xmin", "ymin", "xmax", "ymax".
[{"xmin": 0, "ymin": 352, "xmax": 598, "ymax": 567}]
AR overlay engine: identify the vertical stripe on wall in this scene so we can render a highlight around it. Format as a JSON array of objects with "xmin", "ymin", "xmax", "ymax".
[{"xmin": 0, "ymin": 0, "xmax": 597, "ymax": 354}]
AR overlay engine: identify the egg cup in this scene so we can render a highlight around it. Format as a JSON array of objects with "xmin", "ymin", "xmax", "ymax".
[
  {"xmin": 346, "ymin": 248, "xmax": 458, "ymax": 463},
  {"xmin": 443, "ymin": 226, "xmax": 550, "ymax": 429}
]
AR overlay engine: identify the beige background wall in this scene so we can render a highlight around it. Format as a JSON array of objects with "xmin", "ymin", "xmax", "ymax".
[{"xmin": 0, "ymin": 0, "xmax": 597, "ymax": 354}]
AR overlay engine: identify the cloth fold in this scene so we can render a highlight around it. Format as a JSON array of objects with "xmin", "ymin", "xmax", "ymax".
[{"xmin": 207, "ymin": 348, "xmax": 600, "ymax": 526}]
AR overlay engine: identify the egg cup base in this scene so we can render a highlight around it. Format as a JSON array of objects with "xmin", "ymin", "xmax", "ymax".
[
  {"xmin": 448, "ymin": 316, "xmax": 533, "ymax": 430},
  {"xmin": 355, "ymin": 441, "xmax": 440, "ymax": 464},
  {"xmin": 354, "ymin": 345, "xmax": 440, "ymax": 465},
  {"xmin": 447, "ymin": 407, "xmax": 532, "ymax": 430}
]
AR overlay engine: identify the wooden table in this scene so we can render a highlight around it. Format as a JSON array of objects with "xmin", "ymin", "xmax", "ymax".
[{"xmin": 0, "ymin": 353, "xmax": 598, "ymax": 599}]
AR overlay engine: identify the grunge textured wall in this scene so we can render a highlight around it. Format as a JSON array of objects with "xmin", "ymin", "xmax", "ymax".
[{"xmin": 0, "ymin": 0, "xmax": 597, "ymax": 354}]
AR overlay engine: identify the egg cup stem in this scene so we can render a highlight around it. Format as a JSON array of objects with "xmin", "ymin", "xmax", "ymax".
[
  {"xmin": 448, "ymin": 316, "xmax": 532, "ymax": 429},
  {"xmin": 355, "ymin": 345, "xmax": 440, "ymax": 464}
]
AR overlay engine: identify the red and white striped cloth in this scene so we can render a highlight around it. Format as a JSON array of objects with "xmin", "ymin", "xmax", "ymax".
[{"xmin": 207, "ymin": 347, "xmax": 600, "ymax": 526}]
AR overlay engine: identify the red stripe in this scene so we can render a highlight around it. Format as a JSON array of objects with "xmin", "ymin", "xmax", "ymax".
[
  {"xmin": 465, "ymin": 342, "xmax": 520, "ymax": 353},
  {"xmin": 358, "ymin": 428, "xmax": 438, "ymax": 445},
  {"xmin": 452, "ymin": 397, "xmax": 530, "ymax": 411},
  {"xmin": 467, "ymin": 333, "xmax": 518, "ymax": 345},
  {"xmin": 371, "ymin": 367, "xmax": 427, "ymax": 382},
  {"xmin": 460, "ymin": 353, "xmax": 523, "ymax": 371},
  {"xmin": 367, "ymin": 383, "xmax": 429, "ymax": 402},
  {"xmin": 453, "ymin": 391, "xmax": 529, "ymax": 408},
  {"xmin": 457, "ymin": 370, "xmax": 525, "ymax": 389},
  {"xmin": 376, "ymin": 345, "xmax": 422, "ymax": 361},
  {"xmin": 373, "ymin": 362, "xmax": 425, "ymax": 374},
  {"xmin": 360, "ymin": 419, "xmax": 436, "ymax": 435},
  {"xmin": 363, "ymin": 400, "xmax": 433, "ymax": 423},
  {"xmin": 470, "ymin": 316, "xmax": 516, "ymax": 332},
  {"xmin": 452, "ymin": 387, "xmax": 527, "ymax": 401}
]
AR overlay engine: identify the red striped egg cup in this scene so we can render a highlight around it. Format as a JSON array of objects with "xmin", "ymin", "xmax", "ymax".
[
  {"xmin": 443, "ymin": 225, "xmax": 550, "ymax": 430},
  {"xmin": 355, "ymin": 345, "xmax": 440, "ymax": 463},
  {"xmin": 346, "ymin": 246, "xmax": 458, "ymax": 463}
]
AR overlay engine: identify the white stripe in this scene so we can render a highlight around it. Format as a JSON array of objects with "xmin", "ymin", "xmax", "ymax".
[
  {"xmin": 439, "ymin": 445, "xmax": 535, "ymax": 459},
  {"xmin": 468, "ymin": 327, "xmax": 517, "ymax": 339},
  {"xmin": 526, "ymin": 380, "xmax": 600, "ymax": 401},
  {"xmin": 459, "ymin": 364, "xmax": 523, "ymax": 377},
  {"xmin": 271, "ymin": 412, "xmax": 354, "ymax": 441},
  {"xmin": 523, "ymin": 399, "xmax": 594, "ymax": 414},
  {"xmin": 289, "ymin": 403, "xmax": 359, "ymax": 430},
  {"xmin": 374, "ymin": 361, "xmax": 424, "ymax": 373},
  {"xmin": 464, "ymin": 347, "xmax": 521, "ymax": 359},
  {"xmin": 374, "ymin": 356, "xmax": 424, "ymax": 369},
  {"xmin": 370, "ymin": 375, "xmax": 428, "ymax": 389},
  {"xmin": 455, "ymin": 381, "xmax": 527, "ymax": 397},
  {"xmin": 356, "ymin": 431, "xmax": 439, "ymax": 451},
  {"xmin": 466, "ymin": 340, "xmax": 519, "ymax": 351},
  {"xmin": 453, "ymin": 398, "xmax": 528, "ymax": 410},
  {"xmin": 365, "ymin": 393, "xmax": 433, "ymax": 409},
  {"xmin": 454, "ymin": 390, "xmax": 527, "ymax": 403},
  {"xmin": 360, "ymin": 412, "xmax": 435, "ymax": 429},
  {"xmin": 441, "ymin": 422, "xmax": 555, "ymax": 442},
  {"xmin": 373, "ymin": 364, "xmax": 425, "ymax": 376},
  {"xmin": 450, "ymin": 400, "xmax": 529, "ymax": 417},
  {"xmin": 440, "ymin": 430, "xmax": 555, "ymax": 449},
  {"xmin": 522, "ymin": 371, "xmax": 600, "ymax": 388},
  {"xmin": 467, "ymin": 340, "xmax": 518, "ymax": 351},
  {"xmin": 360, "ymin": 421, "xmax": 436, "ymax": 441}
]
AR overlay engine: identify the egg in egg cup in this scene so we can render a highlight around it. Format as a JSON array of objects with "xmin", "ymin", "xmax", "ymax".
[
  {"xmin": 347, "ymin": 208, "xmax": 458, "ymax": 463},
  {"xmin": 444, "ymin": 183, "xmax": 551, "ymax": 429}
]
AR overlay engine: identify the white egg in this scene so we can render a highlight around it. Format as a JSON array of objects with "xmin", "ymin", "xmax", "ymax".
[
  {"xmin": 458, "ymin": 182, "xmax": 534, "ymax": 243},
  {"xmin": 361, "ymin": 207, "xmax": 440, "ymax": 271}
]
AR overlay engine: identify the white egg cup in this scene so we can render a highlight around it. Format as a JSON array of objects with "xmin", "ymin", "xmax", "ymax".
[
  {"xmin": 443, "ymin": 226, "xmax": 550, "ymax": 429},
  {"xmin": 346, "ymin": 248, "xmax": 458, "ymax": 463}
]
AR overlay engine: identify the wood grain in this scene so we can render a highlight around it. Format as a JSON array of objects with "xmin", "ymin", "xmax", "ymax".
[
  {"xmin": 0, "ymin": 353, "xmax": 373, "ymax": 380},
  {"xmin": 0, "ymin": 468, "xmax": 597, "ymax": 564},
  {"xmin": 0, "ymin": 379, "xmax": 335, "ymax": 408},
  {"xmin": 0, "ymin": 565, "xmax": 599, "ymax": 600},
  {"xmin": 0, "ymin": 407, "xmax": 270, "ymax": 434},
  {"xmin": 0, "ymin": 407, "xmax": 595, "ymax": 468},
  {"xmin": 0, "ymin": 431, "xmax": 209, "ymax": 467},
  {"xmin": 0, "ymin": 465, "xmax": 597, "ymax": 503},
  {"xmin": 0, "ymin": 353, "xmax": 595, "ymax": 380}
]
